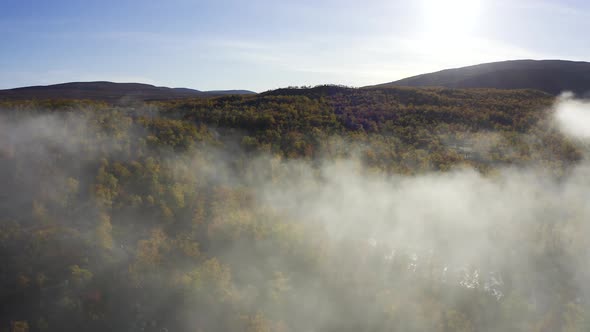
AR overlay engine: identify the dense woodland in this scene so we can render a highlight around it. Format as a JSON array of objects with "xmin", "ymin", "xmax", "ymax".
[{"xmin": 1, "ymin": 86, "xmax": 589, "ymax": 332}]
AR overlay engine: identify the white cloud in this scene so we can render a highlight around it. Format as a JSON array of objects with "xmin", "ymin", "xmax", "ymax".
[
  {"xmin": 555, "ymin": 93, "xmax": 590, "ymax": 140},
  {"xmin": 207, "ymin": 33, "xmax": 546, "ymax": 87}
]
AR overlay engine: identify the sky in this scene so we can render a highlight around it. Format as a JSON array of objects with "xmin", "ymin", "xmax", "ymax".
[{"xmin": 0, "ymin": 0, "xmax": 589, "ymax": 92}]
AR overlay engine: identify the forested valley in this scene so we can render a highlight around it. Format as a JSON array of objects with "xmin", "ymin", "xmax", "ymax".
[{"xmin": 1, "ymin": 86, "xmax": 590, "ymax": 332}]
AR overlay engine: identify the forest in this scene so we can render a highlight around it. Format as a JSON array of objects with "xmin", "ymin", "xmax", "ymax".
[{"xmin": 1, "ymin": 86, "xmax": 589, "ymax": 332}]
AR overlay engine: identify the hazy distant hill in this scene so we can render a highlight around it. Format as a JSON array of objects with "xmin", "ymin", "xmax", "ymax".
[
  {"xmin": 0, "ymin": 81, "xmax": 256, "ymax": 102},
  {"xmin": 370, "ymin": 60, "xmax": 590, "ymax": 96}
]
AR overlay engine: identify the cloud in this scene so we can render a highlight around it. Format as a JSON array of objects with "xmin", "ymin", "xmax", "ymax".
[
  {"xmin": 208, "ymin": 34, "xmax": 545, "ymax": 87},
  {"xmin": 2, "ymin": 94, "xmax": 590, "ymax": 330},
  {"xmin": 555, "ymin": 93, "xmax": 590, "ymax": 140}
]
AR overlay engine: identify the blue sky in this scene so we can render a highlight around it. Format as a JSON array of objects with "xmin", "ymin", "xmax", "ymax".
[{"xmin": 1, "ymin": 0, "xmax": 589, "ymax": 92}]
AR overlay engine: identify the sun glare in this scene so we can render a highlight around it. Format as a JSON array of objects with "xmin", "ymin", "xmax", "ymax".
[{"xmin": 421, "ymin": 0, "xmax": 483, "ymax": 37}]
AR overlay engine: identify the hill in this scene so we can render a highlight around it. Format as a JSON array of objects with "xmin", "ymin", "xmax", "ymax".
[
  {"xmin": 0, "ymin": 81, "xmax": 256, "ymax": 102},
  {"xmin": 1, "ymin": 86, "xmax": 588, "ymax": 332},
  {"xmin": 370, "ymin": 59, "xmax": 590, "ymax": 96}
]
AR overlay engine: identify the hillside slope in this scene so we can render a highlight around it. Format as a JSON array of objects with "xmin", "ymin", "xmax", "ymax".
[
  {"xmin": 370, "ymin": 60, "xmax": 590, "ymax": 95},
  {"xmin": 1, "ymin": 86, "xmax": 587, "ymax": 332},
  {"xmin": 0, "ymin": 81, "xmax": 256, "ymax": 102}
]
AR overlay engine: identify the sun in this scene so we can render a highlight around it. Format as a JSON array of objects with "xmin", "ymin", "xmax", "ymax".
[{"xmin": 420, "ymin": 0, "xmax": 483, "ymax": 37}]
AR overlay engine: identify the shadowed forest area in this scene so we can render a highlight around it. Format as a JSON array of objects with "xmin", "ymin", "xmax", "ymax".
[{"xmin": 1, "ymin": 86, "xmax": 589, "ymax": 332}]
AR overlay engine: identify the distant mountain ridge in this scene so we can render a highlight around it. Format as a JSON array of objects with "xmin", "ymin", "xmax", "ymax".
[
  {"xmin": 0, "ymin": 81, "xmax": 256, "ymax": 102},
  {"xmin": 369, "ymin": 60, "xmax": 590, "ymax": 96}
]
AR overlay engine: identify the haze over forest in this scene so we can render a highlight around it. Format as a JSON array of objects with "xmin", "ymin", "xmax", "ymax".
[
  {"xmin": 1, "ymin": 83, "xmax": 590, "ymax": 331},
  {"xmin": 2, "ymin": 0, "xmax": 590, "ymax": 331}
]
